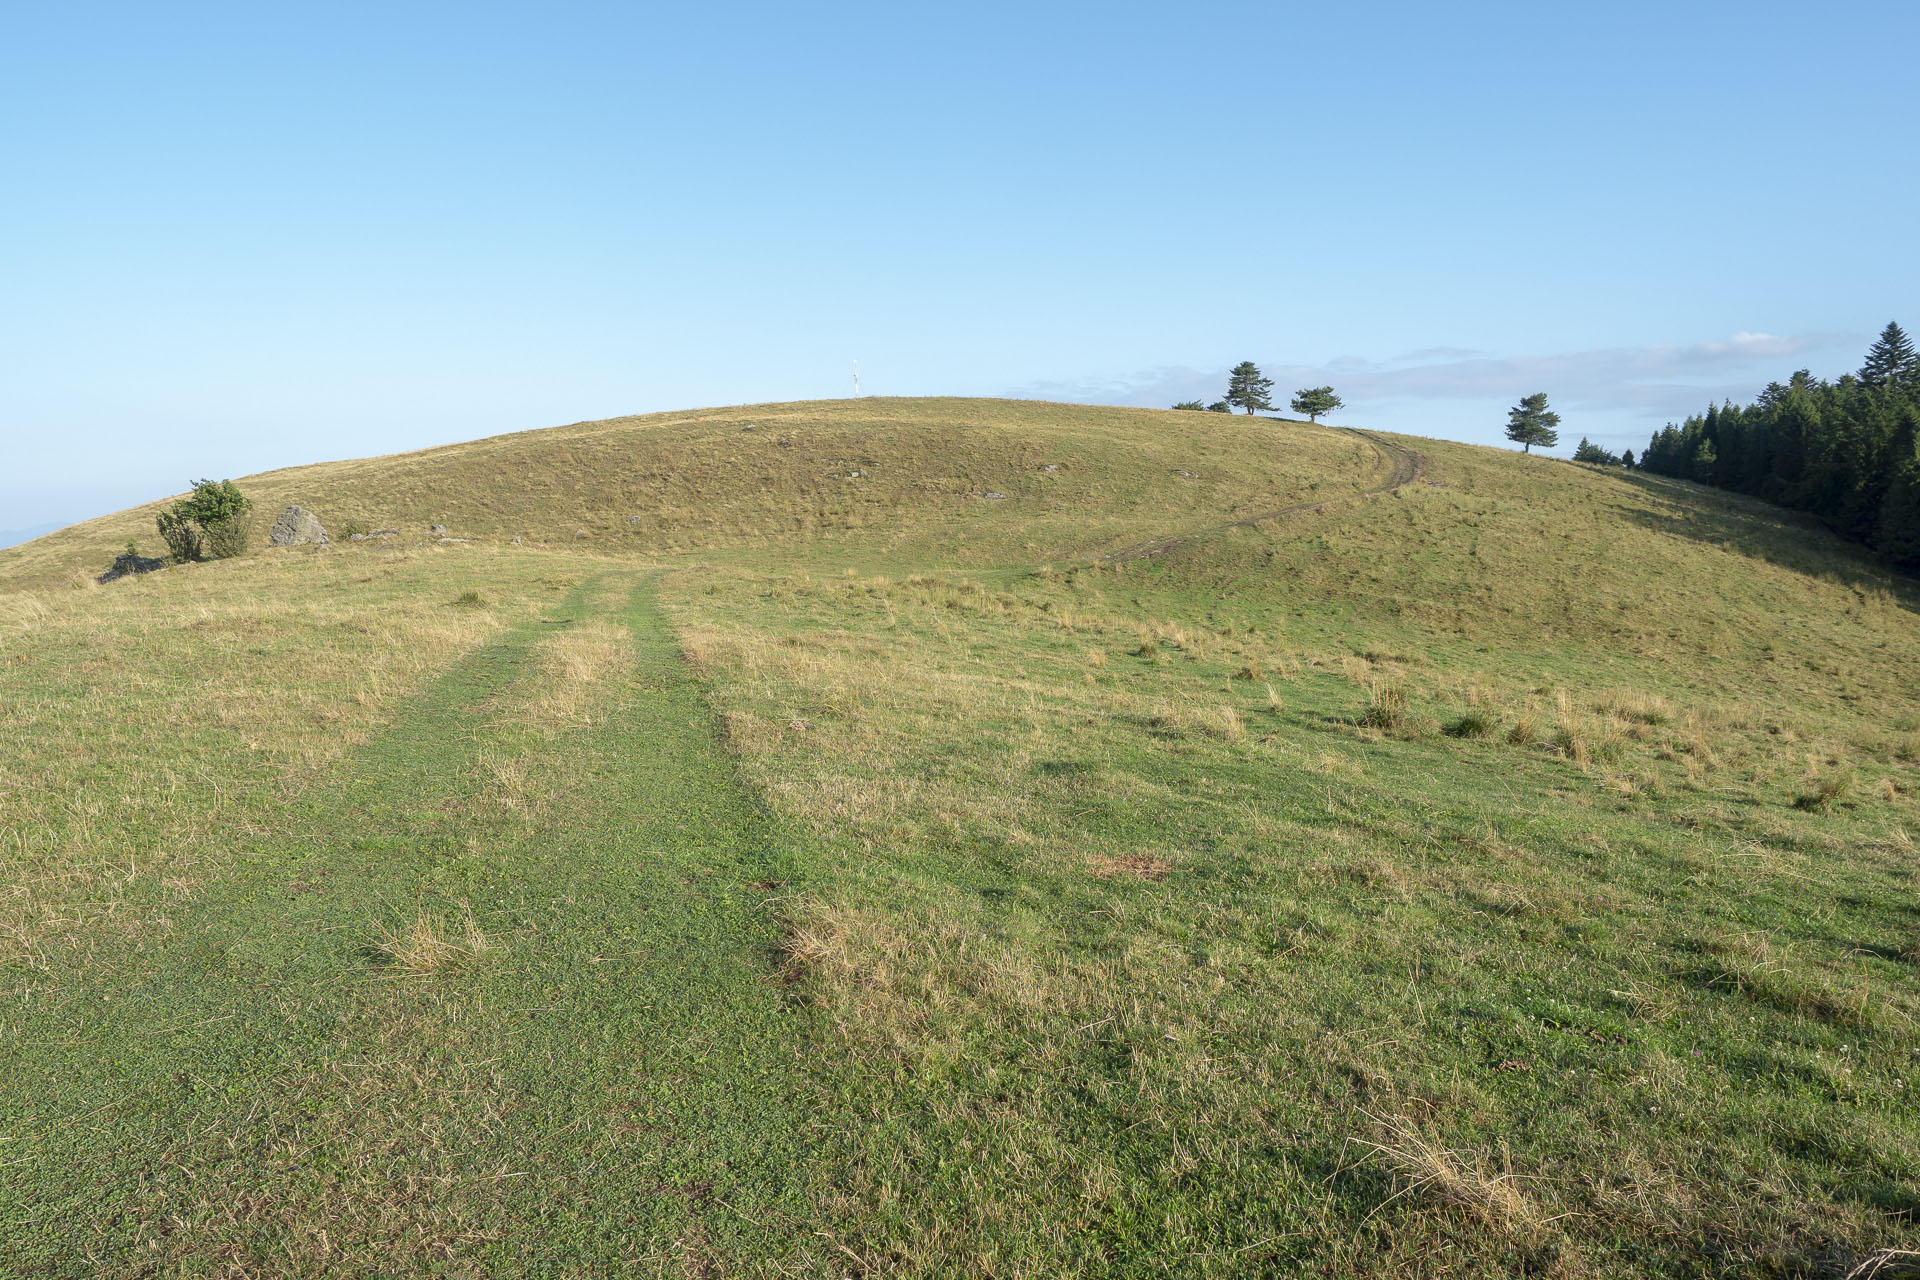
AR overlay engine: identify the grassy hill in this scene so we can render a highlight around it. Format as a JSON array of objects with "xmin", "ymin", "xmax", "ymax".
[
  {"xmin": 2, "ymin": 398, "xmax": 1916, "ymax": 1277},
  {"xmin": 0, "ymin": 398, "xmax": 1388, "ymax": 589}
]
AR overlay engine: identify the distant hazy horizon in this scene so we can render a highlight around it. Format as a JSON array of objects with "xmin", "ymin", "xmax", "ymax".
[{"xmin": 0, "ymin": 522, "xmax": 64, "ymax": 551}]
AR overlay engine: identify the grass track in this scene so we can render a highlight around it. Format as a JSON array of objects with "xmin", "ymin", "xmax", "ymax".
[
  {"xmin": 1101, "ymin": 427, "xmax": 1427, "ymax": 561},
  {"xmin": 1, "ymin": 575, "xmax": 819, "ymax": 1274}
]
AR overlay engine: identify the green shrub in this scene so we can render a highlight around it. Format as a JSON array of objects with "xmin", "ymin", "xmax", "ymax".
[
  {"xmin": 156, "ymin": 479, "xmax": 252, "ymax": 563},
  {"xmin": 204, "ymin": 516, "xmax": 251, "ymax": 560},
  {"xmin": 155, "ymin": 509, "xmax": 203, "ymax": 562}
]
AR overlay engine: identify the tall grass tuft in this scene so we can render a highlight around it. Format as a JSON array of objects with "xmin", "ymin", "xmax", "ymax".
[
  {"xmin": 1361, "ymin": 682, "xmax": 1410, "ymax": 731},
  {"xmin": 372, "ymin": 903, "xmax": 494, "ymax": 975},
  {"xmin": 1794, "ymin": 767, "xmax": 1854, "ymax": 812},
  {"xmin": 1446, "ymin": 708, "xmax": 1498, "ymax": 739},
  {"xmin": 1358, "ymin": 1112, "xmax": 1551, "ymax": 1244}
]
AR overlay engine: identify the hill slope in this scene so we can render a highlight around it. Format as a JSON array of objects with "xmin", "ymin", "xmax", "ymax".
[
  {"xmin": 0, "ymin": 398, "xmax": 1389, "ymax": 589},
  {"xmin": 2, "ymin": 398, "xmax": 1916, "ymax": 1277}
]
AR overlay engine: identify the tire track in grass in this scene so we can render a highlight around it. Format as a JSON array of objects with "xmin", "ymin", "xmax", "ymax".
[
  {"xmin": 0, "ymin": 575, "xmax": 821, "ymax": 1274},
  {"xmin": 1100, "ymin": 427, "xmax": 1427, "ymax": 562}
]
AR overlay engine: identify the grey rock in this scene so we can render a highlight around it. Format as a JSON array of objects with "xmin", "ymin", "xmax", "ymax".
[
  {"xmin": 98, "ymin": 553, "xmax": 167, "ymax": 584},
  {"xmin": 983, "ymin": 491, "xmax": 1008, "ymax": 501},
  {"xmin": 510, "ymin": 536, "xmax": 523, "ymax": 545},
  {"xmin": 372, "ymin": 528, "xmax": 399, "ymax": 537},
  {"xmin": 428, "ymin": 524, "xmax": 447, "ymax": 536},
  {"xmin": 628, "ymin": 515, "xmax": 641, "ymax": 524},
  {"xmin": 1039, "ymin": 463, "xmax": 1059, "ymax": 472},
  {"xmin": 436, "ymin": 537, "xmax": 470, "ymax": 545},
  {"xmin": 269, "ymin": 505, "xmax": 329, "ymax": 547},
  {"xmin": 1175, "ymin": 470, "xmax": 1200, "ymax": 479},
  {"xmin": 575, "ymin": 528, "xmax": 589, "ymax": 538},
  {"xmin": 349, "ymin": 532, "xmax": 367, "ymax": 541}
]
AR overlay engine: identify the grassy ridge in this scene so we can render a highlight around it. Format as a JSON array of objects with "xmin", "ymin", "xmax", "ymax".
[
  {"xmin": 3, "ymin": 399, "xmax": 1917, "ymax": 1275},
  {"xmin": 0, "ymin": 399, "xmax": 1386, "ymax": 591}
]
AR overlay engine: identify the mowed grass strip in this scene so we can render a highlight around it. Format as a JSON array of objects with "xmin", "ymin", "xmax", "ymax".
[{"xmin": 0, "ymin": 575, "xmax": 824, "ymax": 1275}]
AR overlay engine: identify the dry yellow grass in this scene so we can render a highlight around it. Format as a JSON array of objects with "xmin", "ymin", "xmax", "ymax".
[
  {"xmin": 1357, "ymin": 1111, "xmax": 1556, "ymax": 1243},
  {"xmin": 0, "ymin": 545, "xmax": 604, "ymax": 979},
  {"xmin": 509, "ymin": 616, "xmax": 631, "ymax": 736},
  {"xmin": 371, "ymin": 903, "xmax": 494, "ymax": 976}
]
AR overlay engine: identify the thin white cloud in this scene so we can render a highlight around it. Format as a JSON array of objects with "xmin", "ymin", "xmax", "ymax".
[{"xmin": 1006, "ymin": 331, "xmax": 1856, "ymax": 423}]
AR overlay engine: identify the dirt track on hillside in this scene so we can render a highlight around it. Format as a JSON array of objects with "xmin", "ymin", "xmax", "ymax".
[{"xmin": 1100, "ymin": 427, "xmax": 1427, "ymax": 562}]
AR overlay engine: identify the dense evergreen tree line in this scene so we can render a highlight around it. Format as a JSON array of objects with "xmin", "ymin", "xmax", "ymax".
[{"xmin": 1637, "ymin": 322, "xmax": 1920, "ymax": 571}]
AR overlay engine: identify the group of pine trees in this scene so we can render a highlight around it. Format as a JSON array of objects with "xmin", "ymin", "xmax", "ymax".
[
  {"xmin": 1173, "ymin": 362, "xmax": 1344, "ymax": 421},
  {"xmin": 1636, "ymin": 322, "xmax": 1920, "ymax": 569}
]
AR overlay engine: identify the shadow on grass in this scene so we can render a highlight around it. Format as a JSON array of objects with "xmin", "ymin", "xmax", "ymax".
[{"xmin": 1610, "ymin": 471, "xmax": 1920, "ymax": 609}]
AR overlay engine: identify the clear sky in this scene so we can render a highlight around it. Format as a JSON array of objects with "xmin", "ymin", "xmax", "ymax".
[{"xmin": 4, "ymin": 0, "xmax": 1916, "ymax": 537}]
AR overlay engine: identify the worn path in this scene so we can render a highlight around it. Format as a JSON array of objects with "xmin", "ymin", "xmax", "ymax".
[
  {"xmin": 0, "ymin": 576, "xmax": 823, "ymax": 1274},
  {"xmin": 1101, "ymin": 426, "xmax": 1427, "ymax": 562}
]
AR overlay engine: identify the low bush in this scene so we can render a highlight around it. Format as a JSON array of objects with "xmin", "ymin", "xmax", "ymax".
[{"xmin": 156, "ymin": 478, "xmax": 251, "ymax": 563}]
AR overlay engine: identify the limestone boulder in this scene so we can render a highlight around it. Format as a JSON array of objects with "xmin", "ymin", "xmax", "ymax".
[{"xmin": 269, "ymin": 505, "xmax": 329, "ymax": 547}]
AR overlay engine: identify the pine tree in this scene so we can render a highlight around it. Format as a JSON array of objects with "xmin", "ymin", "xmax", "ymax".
[
  {"xmin": 1861, "ymin": 321, "xmax": 1919, "ymax": 389},
  {"xmin": 1875, "ymin": 404, "xmax": 1920, "ymax": 570},
  {"xmin": 1768, "ymin": 385, "xmax": 1820, "ymax": 500},
  {"xmin": 1289, "ymin": 386, "xmax": 1342, "ymax": 423},
  {"xmin": 1225, "ymin": 362, "xmax": 1274, "ymax": 415},
  {"xmin": 1689, "ymin": 436, "xmax": 1718, "ymax": 485},
  {"xmin": 1504, "ymin": 393, "xmax": 1561, "ymax": 453}
]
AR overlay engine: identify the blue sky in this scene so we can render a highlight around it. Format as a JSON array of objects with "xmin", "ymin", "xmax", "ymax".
[{"xmin": 3, "ymin": 0, "xmax": 1916, "ymax": 537}]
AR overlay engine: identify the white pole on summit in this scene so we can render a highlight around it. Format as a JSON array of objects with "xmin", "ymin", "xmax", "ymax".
[{"xmin": 853, "ymin": 359, "xmax": 860, "ymax": 397}]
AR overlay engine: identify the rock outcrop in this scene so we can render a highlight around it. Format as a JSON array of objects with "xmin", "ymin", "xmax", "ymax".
[
  {"xmin": 269, "ymin": 506, "xmax": 330, "ymax": 547},
  {"xmin": 98, "ymin": 553, "xmax": 167, "ymax": 584}
]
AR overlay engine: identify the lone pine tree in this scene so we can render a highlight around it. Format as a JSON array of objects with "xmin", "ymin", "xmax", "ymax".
[
  {"xmin": 1225, "ymin": 362, "xmax": 1274, "ymax": 415},
  {"xmin": 1505, "ymin": 393, "xmax": 1561, "ymax": 453},
  {"xmin": 1290, "ymin": 386, "xmax": 1343, "ymax": 423}
]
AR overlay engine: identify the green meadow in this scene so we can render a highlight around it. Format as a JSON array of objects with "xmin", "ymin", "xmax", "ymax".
[{"xmin": 2, "ymin": 398, "xmax": 1915, "ymax": 1277}]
